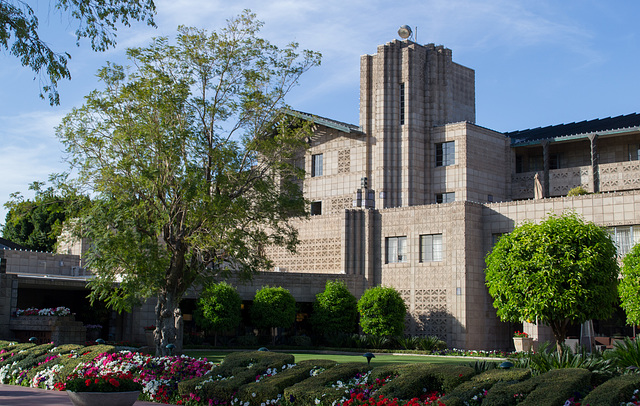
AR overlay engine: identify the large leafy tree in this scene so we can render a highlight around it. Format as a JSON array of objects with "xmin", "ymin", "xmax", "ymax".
[
  {"xmin": 1, "ymin": 0, "xmax": 156, "ymax": 104},
  {"xmin": 357, "ymin": 286, "xmax": 407, "ymax": 337},
  {"xmin": 195, "ymin": 282, "xmax": 242, "ymax": 346},
  {"xmin": 2, "ymin": 179, "xmax": 87, "ymax": 251},
  {"xmin": 56, "ymin": 11, "xmax": 321, "ymax": 355},
  {"xmin": 485, "ymin": 213, "xmax": 619, "ymax": 354},
  {"xmin": 311, "ymin": 280, "xmax": 358, "ymax": 336},
  {"xmin": 619, "ymin": 243, "xmax": 640, "ymax": 326}
]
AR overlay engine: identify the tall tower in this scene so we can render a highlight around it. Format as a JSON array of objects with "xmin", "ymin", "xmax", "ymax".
[{"xmin": 359, "ymin": 38, "xmax": 475, "ymax": 208}]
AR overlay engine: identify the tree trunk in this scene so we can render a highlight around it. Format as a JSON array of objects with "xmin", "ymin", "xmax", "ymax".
[
  {"xmin": 550, "ymin": 319, "xmax": 569, "ymax": 357},
  {"xmin": 154, "ymin": 290, "xmax": 183, "ymax": 356}
]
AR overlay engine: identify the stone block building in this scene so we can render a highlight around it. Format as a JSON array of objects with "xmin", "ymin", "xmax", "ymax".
[
  {"xmin": 262, "ymin": 38, "xmax": 640, "ymax": 350},
  {"xmin": 2, "ymin": 36, "xmax": 639, "ymax": 350}
]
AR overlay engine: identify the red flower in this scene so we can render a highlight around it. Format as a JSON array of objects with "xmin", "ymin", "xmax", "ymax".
[
  {"xmin": 109, "ymin": 378, "xmax": 120, "ymax": 387},
  {"xmin": 85, "ymin": 379, "xmax": 91, "ymax": 387}
]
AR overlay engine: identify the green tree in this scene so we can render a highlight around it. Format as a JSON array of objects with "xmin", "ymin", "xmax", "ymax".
[
  {"xmin": 357, "ymin": 286, "xmax": 407, "ymax": 337},
  {"xmin": 56, "ymin": 11, "xmax": 320, "ymax": 355},
  {"xmin": 250, "ymin": 286, "xmax": 296, "ymax": 343},
  {"xmin": 195, "ymin": 282, "xmax": 242, "ymax": 346},
  {"xmin": 311, "ymin": 280, "xmax": 358, "ymax": 336},
  {"xmin": 2, "ymin": 179, "xmax": 87, "ymax": 251},
  {"xmin": 1, "ymin": 0, "xmax": 156, "ymax": 104},
  {"xmin": 619, "ymin": 243, "xmax": 640, "ymax": 326},
  {"xmin": 485, "ymin": 213, "xmax": 619, "ymax": 354}
]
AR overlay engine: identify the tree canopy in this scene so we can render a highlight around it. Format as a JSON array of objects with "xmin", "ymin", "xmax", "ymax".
[
  {"xmin": 485, "ymin": 212, "xmax": 619, "ymax": 352},
  {"xmin": 250, "ymin": 286, "xmax": 296, "ymax": 330},
  {"xmin": 2, "ymin": 179, "xmax": 87, "ymax": 251},
  {"xmin": 619, "ymin": 243, "xmax": 640, "ymax": 326},
  {"xmin": 357, "ymin": 286, "xmax": 407, "ymax": 337},
  {"xmin": 195, "ymin": 282, "xmax": 242, "ymax": 344},
  {"xmin": 311, "ymin": 280, "xmax": 358, "ymax": 336},
  {"xmin": 56, "ymin": 11, "xmax": 321, "ymax": 354},
  {"xmin": 1, "ymin": 0, "xmax": 156, "ymax": 104}
]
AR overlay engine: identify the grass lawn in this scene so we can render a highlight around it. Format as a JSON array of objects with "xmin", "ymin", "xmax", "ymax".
[{"xmin": 183, "ymin": 350, "xmax": 488, "ymax": 367}]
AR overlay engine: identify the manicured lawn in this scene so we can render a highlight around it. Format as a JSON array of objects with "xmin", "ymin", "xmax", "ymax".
[{"xmin": 183, "ymin": 350, "xmax": 484, "ymax": 367}]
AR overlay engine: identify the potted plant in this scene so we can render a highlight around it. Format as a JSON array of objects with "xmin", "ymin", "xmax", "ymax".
[
  {"xmin": 513, "ymin": 330, "xmax": 533, "ymax": 352},
  {"xmin": 64, "ymin": 371, "xmax": 142, "ymax": 406}
]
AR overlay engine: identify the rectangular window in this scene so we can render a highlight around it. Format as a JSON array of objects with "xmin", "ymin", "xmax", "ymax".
[
  {"xmin": 529, "ymin": 156, "xmax": 543, "ymax": 172},
  {"xmin": 386, "ymin": 236, "xmax": 407, "ymax": 263},
  {"xmin": 435, "ymin": 192, "xmax": 455, "ymax": 204},
  {"xmin": 311, "ymin": 153, "xmax": 323, "ymax": 177},
  {"xmin": 609, "ymin": 225, "xmax": 640, "ymax": 256},
  {"xmin": 420, "ymin": 234, "xmax": 442, "ymax": 262},
  {"xmin": 515, "ymin": 155, "xmax": 524, "ymax": 173},
  {"xmin": 400, "ymin": 83, "xmax": 405, "ymax": 126},
  {"xmin": 550, "ymin": 153, "xmax": 561, "ymax": 170},
  {"xmin": 629, "ymin": 144, "xmax": 640, "ymax": 161},
  {"xmin": 310, "ymin": 201, "xmax": 322, "ymax": 216},
  {"xmin": 435, "ymin": 141, "xmax": 455, "ymax": 167}
]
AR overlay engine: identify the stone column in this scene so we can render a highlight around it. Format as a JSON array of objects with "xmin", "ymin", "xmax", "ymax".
[
  {"xmin": 589, "ymin": 134, "xmax": 599, "ymax": 193},
  {"xmin": 541, "ymin": 140, "xmax": 550, "ymax": 197}
]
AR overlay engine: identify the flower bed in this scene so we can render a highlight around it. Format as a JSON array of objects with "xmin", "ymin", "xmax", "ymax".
[{"xmin": 1, "ymin": 340, "xmax": 640, "ymax": 405}]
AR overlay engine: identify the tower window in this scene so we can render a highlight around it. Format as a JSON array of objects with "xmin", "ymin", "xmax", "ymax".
[
  {"xmin": 420, "ymin": 234, "xmax": 443, "ymax": 262},
  {"xmin": 435, "ymin": 141, "xmax": 455, "ymax": 166},
  {"xmin": 435, "ymin": 192, "xmax": 455, "ymax": 203},
  {"xmin": 311, "ymin": 153, "xmax": 323, "ymax": 177},
  {"xmin": 386, "ymin": 236, "xmax": 407, "ymax": 263},
  {"xmin": 310, "ymin": 201, "xmax": 322, "ymax": 216},
  {"xmin": 400, "ymin": 82, "xmax": 405, "ymax": 126}
]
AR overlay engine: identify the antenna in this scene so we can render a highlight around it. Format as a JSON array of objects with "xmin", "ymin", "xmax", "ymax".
[{"xmin": 397, "ymin": 25, "xmax": 413, "ymax": 40}]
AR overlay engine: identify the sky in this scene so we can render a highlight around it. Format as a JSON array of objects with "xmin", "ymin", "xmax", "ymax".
[{"xmin": 1, "ymin": 0, "xmax": 640, "ymax": 224}]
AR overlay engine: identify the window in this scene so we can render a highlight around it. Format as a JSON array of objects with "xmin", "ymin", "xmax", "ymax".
[
  {"xmin": 629, "ymin": 144, "xmax": 640, "ymax": 161},
  {"xmin": 609, "ymin": 226, "xmax": 640, "ymax": 256},
  {"xmin": 435, "ymin": 141, "xmax": 455, "ymax": 167},
  {"xmin": 310, "ymin": 201, "xmax": 322, "ymax": 216},
  {"xmin": 550, "ymin": 153, "xmax": 561, "ymax": 170},
  {"xmin": 311, "ymin": 153, "xmax": 323, "ymax": 177},
  {"xmin": 386, "ymin": 236, "xmax": 407, "ymax": 263},
  {"xmin": 400, "ymin": 83, "xmax": 405, "ymax": 126},
  {"xmin": 435, "ymin": 192, "xmax": 455, "ymax": 203},
  {"xmin": 515, "ymin": 155, "xmax": 524, "ymax": 173},
  {"xmin": 420, "ymin": 234, "xmax": 442, "ymax": 262}
]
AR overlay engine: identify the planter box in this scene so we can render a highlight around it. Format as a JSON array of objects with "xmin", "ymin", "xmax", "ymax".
[
  {"xmin": 513, "ymin": 336, "xmax": 533, "ymax": 352},
  {"xmin": 67, "ymin": 390, "xmax": 141, "ymax": 406}
]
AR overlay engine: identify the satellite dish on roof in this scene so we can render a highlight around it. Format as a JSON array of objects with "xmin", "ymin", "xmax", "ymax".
[{"xmin": 398, "ymin": 25, "xmax": 412, "ymax": 39}]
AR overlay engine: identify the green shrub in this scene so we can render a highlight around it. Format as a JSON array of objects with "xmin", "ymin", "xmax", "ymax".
[
  {"xmin": 284, "ymin": 362, "xmax": 370, "ymax": 406},
  {"xmin": 567, "ymin": 186, "xmax": 589, "ymax": 196},
  {"xmin": 311, "ymin": 280, "xmax": 358, "ymax": 336},
  {"xmin": 251, "ymin": 286, "xmax": 296, "ymax": 330},
  {"xmin": 357, "ymin": 286, "xmax": 407, "ymax": 337},
  {"xmin": 483, "ymin": 368, "xmax": 591, "ymax": 406},
  {"xmin": 441, "ymin": 368, "xmax": 530, "ymax": 405},
  {"xmin": 607, "ymin": 336, "xmax": 640, "ymax": 369},
  {"xmin": 0, "ymin": 344, "xmax": 55, "ymax": 384},
  {"xmin": 417, "ymin": 336, "xmax": 447, "ymax": 352},
  {"xmin": 582, "ymin": 373, "xmax": 640, "ymax": 405},
  {"xmin": 395, "ymin": 335, "xmax": 420, "ymax": 350},
  {"xmin": 375, "ymin": 364, "xmax": 474, "ymax": 400},
  {"xmin": 324, "ymin": 332, "xmax": 355, "ymax": 348},
  {"xmin": 288, "ymin": 335, "xmax": 312, "ymax": 347},
  {"xmin": 236, "ymin": 359, "xmax": 337, "ymax": 405},
  {"xmin": 179, "ymin": 351, "xmax": 295, "ymax": 403},
  {"xmin": 514, "ymin": 342, "xmax": 615, "ymax": 383},
  {"xmin": 195, "ymin": 282, "xmax": 242, "ymax": 340},
  {"xmin": 23, "ymin": 344, "xmax": 83, "ymax": 384}
]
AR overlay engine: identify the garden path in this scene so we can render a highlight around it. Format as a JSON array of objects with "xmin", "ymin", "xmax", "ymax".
[{"xmin": 0, "ymin": 384, "xmax": 176, "ymax": 405}]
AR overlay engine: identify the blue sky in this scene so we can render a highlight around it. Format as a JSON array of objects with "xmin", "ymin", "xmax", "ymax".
[{"xmin": 1, "ymin": 0, "xmax": 640, "ymax": 224}]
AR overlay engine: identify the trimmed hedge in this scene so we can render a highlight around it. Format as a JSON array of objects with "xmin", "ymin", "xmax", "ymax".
[
  {"xmin": 441, "ymin": 368, "xmax": 531, "ymax": 405},
  {"xmin": 21, "ymin": 344, "xmax": 83, "ymax": 384},
  {"xmin": 375, "ymin": 364, "xmax": 475, "ymax": 400},
  {"xmin": 179, "ymin": 351, "xmax": 296, "ymax": 402},
  {"xmin": 237, "ymin": 359, "xmax": 337, "ymax": 405},
  {"xmin": 484, "ymin": 368, "xmax": 591, "ymax": 406},
  {"xmin": 284, "ymin": 362, "xmax": 371, "ymax": 406},
  {"xmin": 582, "ymin": 373, "xmax": 640, "ymax": 406},
  {"xmin": 0, "ymin": 343, "xmax": 48, "ymax": 368}
]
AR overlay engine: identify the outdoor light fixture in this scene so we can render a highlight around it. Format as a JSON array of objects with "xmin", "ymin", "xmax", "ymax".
[{"xmin": 363, "ymin": 352, "xmax": 375, "ymax": 365}]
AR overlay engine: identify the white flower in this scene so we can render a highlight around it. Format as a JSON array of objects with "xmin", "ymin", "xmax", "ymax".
[{"xmin": 315, "ymin": 399, "xmax": 321, "ymax": 404}]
